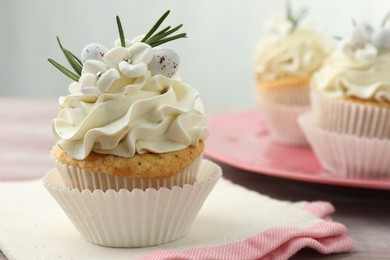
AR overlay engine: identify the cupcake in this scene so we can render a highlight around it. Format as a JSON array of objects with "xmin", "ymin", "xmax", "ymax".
[
  {"xmin": 43, "ymin": 11, "xmax": 222, "ymax": 247},
  {"xmin": 255, "ymin": 3, "xmax": 332, "ymax": 145},
  {"xmin": 299, "ymin": 19, "xmax": 390, "ymax": 178}
]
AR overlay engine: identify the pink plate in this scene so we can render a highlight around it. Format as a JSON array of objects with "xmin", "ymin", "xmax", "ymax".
[{"xmin": 205, "ymin": 110, "xmax": 390, "ymax": 190}]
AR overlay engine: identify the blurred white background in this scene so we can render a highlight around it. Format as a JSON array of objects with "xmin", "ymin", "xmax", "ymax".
[{"xmin": 0, "ymin": 0, "xmax": 387, "ymax": 108}]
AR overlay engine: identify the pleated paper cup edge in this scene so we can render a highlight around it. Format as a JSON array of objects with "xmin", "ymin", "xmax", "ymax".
[
  {"xmin": 42, "ymin": 159, "xmax": 222, "ymax": 247},
  {"xmin": 299, "ymin": 112, "xmax": 390, "ymax": 179},
  {"xmin": 43, "ymin": 159, "xmax": 222, "ymax": 195},
  {"xmin": 260, "ymin": 101, "xmax": 309, "ymax": 145},
  {"xmin": 53, "ymin": 153, "xmax": 203, "ymax": 191},
  {"xmin": 310, "ymin": 93, "xmax": 390, "ymax": 139},
  {"xmin": 257, "ymin": 83, "xmax": 310, "ymax": 105}
]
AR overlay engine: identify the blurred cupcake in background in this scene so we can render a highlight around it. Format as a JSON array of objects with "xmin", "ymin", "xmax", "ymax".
[
  {"xmin": 255, "ymin": 1, "xmax": 333, "ymax": 145},
  {"xmin": 299, "ymin": 14, "xmax": 390, "ymax": 179}
]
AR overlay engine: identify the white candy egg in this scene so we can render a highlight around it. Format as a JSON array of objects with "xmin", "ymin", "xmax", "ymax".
[
  {"xmin": 81, "ymin": 43, "xmax": 109, "ymax": 63},
  {"xmin": 372, "ymin": 28, "xmax": 390, "ymax": 52},
  {"xmin": 148, "ymin": 49, "xmax": 180, "ymax": 78}
]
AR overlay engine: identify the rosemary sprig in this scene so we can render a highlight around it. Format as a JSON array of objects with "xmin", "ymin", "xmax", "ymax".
[
  {"xmin": 149, "ymin": 33, "xmax": 187, "ymax": 47},
  {"xmin": 381, "ymin": 10, "xmax": 390, "ymax": 27},
  {"xmin": 286, "ymin": 0, "xmax": 308, "ymax": 32},
  {"xmin": 48, "ymin": 58, "xmax": 80, "ymax": 81},
  {"xmin": 49, "ymin": 11, "xmax": 187, "ymax": 81},
  {"xmin": 148, "ymin": 26, "xmax": 172, "ymax": 41},
  {"xmin": 140, "ymin": 10, "xmax": 187, "ymax": 47},
  {"xmin": 116, "ymin": 16, "xmax": 126, "ymax": 47},
  {"xmin": 146, "ymin": 24, "xmax": 183, "ymax": 44},
  {"xmin": 56, "ymin": 37, "xmax": 82, "ymax": 75},
  {"xmin": 141, "ymin": 10, "xmax": 171, "ymax": 42},
  {"xmin": 48, "ymin": 37, "xmax": 82, "ymax": 81}
]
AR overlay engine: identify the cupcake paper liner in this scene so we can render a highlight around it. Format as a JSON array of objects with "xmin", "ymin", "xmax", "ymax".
[
  {"xmin": 311, "ymin": 93, "xmax": 390, "ymax": 139},
  {"xmin": 299, "ymin": 113, "xmax": 390, "ymax": 179},
  {"xmin": 43, "ymin": 159, "xmax": 222, "ymax": 248},
  {"xmin": 258, "ymin": 84, "xmax": 310, "ymax": 106},
  {"xmin": 55, "ymin": 154, "xmax": 203, "ymax": 191},
  {"xmin": 259, "ymin": 101, "xmax": 309, "ymax": 146}
]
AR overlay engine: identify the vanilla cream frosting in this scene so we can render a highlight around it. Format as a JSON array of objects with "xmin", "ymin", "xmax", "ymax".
[
  {"xmin": 311, "ymin": 52, "xmax": 390, "ymax": 102},
  {"xmin": 53, "ymin": 36, "xmax": 208, "ymax": 160},
  {"xmin": 311, "ymin": 22, "xmax": 390, "ymax": 102},
  {"xmin": 53, "ymin": 73, "xmax": 208, "ymax": 160},
  {"xmin": 255, "ymin": 17, "xmax": 332, "ymax": 81}
]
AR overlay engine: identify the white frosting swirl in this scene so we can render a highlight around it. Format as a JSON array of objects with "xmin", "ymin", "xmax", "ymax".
[
  {"xmin": 255, "ymin": 18, "xmax": 332, "ymax": 80},
  {"xmin": 311, "ymin": 52, "xmax": 390, "ymax": 102},
  {"xmin": 53, "ymin": 73, "xmax": 208, "ymax": 160}
]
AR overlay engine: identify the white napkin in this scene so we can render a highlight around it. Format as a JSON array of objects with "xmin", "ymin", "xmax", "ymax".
[{"xmin": 0, "ymin": 177, "xmax": 333, "ymax": 260}]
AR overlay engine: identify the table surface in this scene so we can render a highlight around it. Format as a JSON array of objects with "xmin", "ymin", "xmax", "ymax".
[{"xmin": 1, "ymin": 98, "xmax": 389, "ymax": 260}]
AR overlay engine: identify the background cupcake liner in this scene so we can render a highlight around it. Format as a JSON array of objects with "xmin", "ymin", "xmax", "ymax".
[
  {"xmin": 259, "ymin": 101, "xmax": 309, "ymax": 146},
  {"xmin": 258, "ymin": 84, "xmax": 310, "ymax": 105},
  {"xmin": 299, "ymin": 113, "xmax": 390, "ymax": 179},
  {"xmin": 311, "ymin": 93, "xmax": 390, "ymax": 139},
  {"xmin": 43, "ymin": 159, "xmax": 222, "ymax": 248},
  {"xmin": 55, "ymin": 154, "xmax": 203, "ymax": 191}
]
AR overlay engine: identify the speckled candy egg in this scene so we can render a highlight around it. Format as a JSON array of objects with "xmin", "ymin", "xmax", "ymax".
[
  {"xmin": 372, "ymin": 28, "xmax": 390, "ymax": 52},
  {"xmin": 81, "ymin": 43, "xmax": 109, "ymax": 63},
  {"xmin": 148, "ymin": 49, "xmax": 180, "ymax": 78}
]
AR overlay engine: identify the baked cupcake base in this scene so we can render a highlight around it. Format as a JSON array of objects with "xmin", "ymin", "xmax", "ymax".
[
  {"xmin": 299, "ymin": 113, "xmax": 390, "ymax": 179},
  {"xmin": 257, "ymin": 76, "xmax": 310, "ymax": 105},
  {"xmin": 55, "ymin": 154, "xmax": 202, "ymax": 191},
  {"xmin": 259, "ymin": 101, "xmax": 308, "ymax": 145},
  {"xmin": 52, "ymin": 142, "xmax": 204, "ymax": 191},
  {"xmin": 43, "ymin": 159, "xmax": 222, "ymax": 248}
]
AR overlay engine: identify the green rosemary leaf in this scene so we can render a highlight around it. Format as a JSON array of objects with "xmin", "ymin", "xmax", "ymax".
[
  {"xmin": 56, "ymin": 36, "xmax": 64, "ymax": 50},
  {"xmin": 56, "ymin": 36, "xmax": 82, "ymax": 75},
  {"xmin": 64, "ymin": 48, "xmax": 82, "ymax": 75},
  {"xmin": 146, "ymin": 26, "xmax": 171, "ymax": 42},
  {"xmin": 381, "ymin": 11, "xmax": 390, "ymax": 27},
  {"xmin": 285, "ymin": 0, "xmax": 309, "ymax": 32},
  {"xmin": 147, "ymin": 24, "xmax": 183, "ymax": 44},
  {"xmin": 333, "ymin": 35, "xmax": 342, "ymax": 40},
  {"xmin": 48, "ymin": 58, "xmax": 80, "ymax": 81},
  {"xmin": 116, "ymin": 16, "xmax": 126, "ymax": 47},
  {"xmin": 149, "ymin": 33, "xmax": 187, "ymax": 47},
  {"xmin": 66, "ymin": 49, "xmax": 82, "ymax": 66},
  {"xmin": 294, "ymin": 8, "xmax": 308, "ymax": 26},
  {"xmin": 286, "ymin": 0, "xmax": 293, "ymax": 23},
  {"xmin": 141, "ymin": 10, "xmax": 170, "ymax": 42}
]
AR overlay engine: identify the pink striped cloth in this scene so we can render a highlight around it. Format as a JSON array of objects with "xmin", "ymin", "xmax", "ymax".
[{"xmin": 141, "ymin": 201, "xmax": 352, "ymax": 260}]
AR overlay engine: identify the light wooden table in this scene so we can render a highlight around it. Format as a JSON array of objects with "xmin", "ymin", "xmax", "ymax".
[{"xmin": 1, "ymin": 98, "xmax": 389, "ymax": 259}]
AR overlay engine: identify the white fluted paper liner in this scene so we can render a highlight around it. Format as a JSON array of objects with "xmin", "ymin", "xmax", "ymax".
[
  {"xmin": 311, "ymin": 93, "xmax": 390, "ymax": 139},
  {"xmin": 55, "ymin": 154, "xmax": 202, "ymax": 191},
  {"xmin": 259, "ymin": 101, "xmax": 309, "ymax": 145},
  {"xmin": 299, "ymin": 113, "xmax": 390, "ymax": 179},
  {"xmin": 258, "ymin": 84, "xmax": 310, "ymax": 105},
  {"xmin": 43, "ymin": 159, "xmax": 222, "ymax": 248}
]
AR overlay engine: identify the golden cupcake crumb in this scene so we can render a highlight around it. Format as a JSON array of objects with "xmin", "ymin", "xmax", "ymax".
[
  {"xmin": 257, "ymin": 76, "xmax": 310, "ymax": 90},
  {"xmin": 53, "ymin": 141, "xmax": 204, "ymax": 178},
  {"xmin": 340, "ymin": 97, "xmax": 390, "ymax": 108}
]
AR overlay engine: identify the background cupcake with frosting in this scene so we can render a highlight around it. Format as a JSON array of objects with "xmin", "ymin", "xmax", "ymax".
[
  {"xmin": 43, "ymin": 11, "xmax": 222, "ymax": 248},
  {"xmin": 300, "ymin": 13, "xmax": 390, "ymax": 179},
  {"xmin": 255, "ymin": 1, "xmax": 333, "ymax": 145}
]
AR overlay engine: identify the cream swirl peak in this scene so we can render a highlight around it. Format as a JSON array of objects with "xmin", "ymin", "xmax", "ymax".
[
  {"xmin": 255, "ymin": 3, "xmax": 333, "ymax": 81},
  {"xmin": 53, "ymin": 74, "xmax": 208, "ymax": 160},
  {"xmin": 50, "ymin": 11, "xmax": 208, "ymax": 160},
  {"xmin": 255, "ymin": 25, "xmax": 332, "ymax": 80},
  {"xmin": 312, "ymin": 20, "xmax": 390, "ymax": 102}
]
